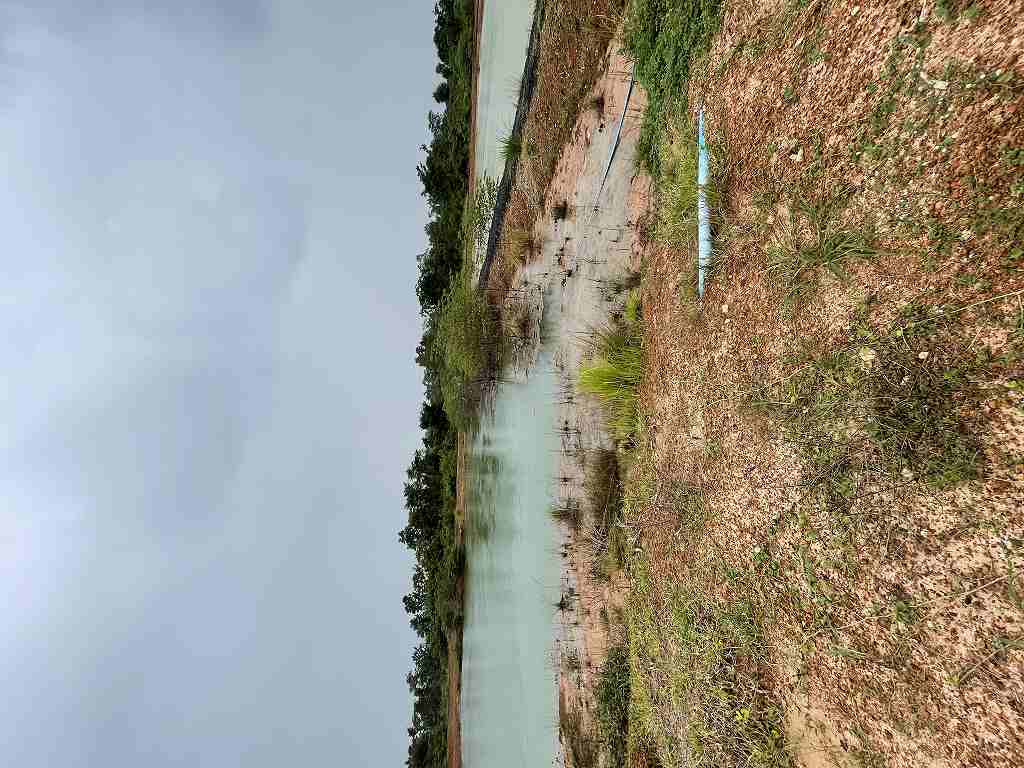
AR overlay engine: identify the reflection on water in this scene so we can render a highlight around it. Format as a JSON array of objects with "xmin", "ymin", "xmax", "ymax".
[
  {"xmin": 461, "ymin": 348, "xmax": 561, "ymax": 768},
  {"xmin": 462, "ymin": 2, "xmax": 554, "ymax": 766},
  {"xmin": 473, "ymin": 0, "xmax": 535, "ymax": 183}
]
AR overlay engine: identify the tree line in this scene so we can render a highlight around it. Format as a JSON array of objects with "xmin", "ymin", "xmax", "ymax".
[{"xmin": 400, "ymin": 2, "xmax": 475, "ymax": 768}]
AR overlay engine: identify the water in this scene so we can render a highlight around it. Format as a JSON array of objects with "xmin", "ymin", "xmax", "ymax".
[
  {"xmin": 461, "ymin": 348, "xmax": 561, "ymax": 768},
  {"xmin": 462, "ymin": 4, "xmax": 560, "ymax": 766},
  {"xmin": 473, "ymin": 0, "xmax": 536, "ymax": 182}
]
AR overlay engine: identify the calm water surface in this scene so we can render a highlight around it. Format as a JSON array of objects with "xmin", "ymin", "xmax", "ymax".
[
  {"xmin": 462, "ymin": 4, "xmax": 559, "ymax": 767},
  {"xmin": 473, "ymin": 0, "xmax": 535, "ymax": 182},
  {"xmin": 461, "ymin": 348, "xmax": 560, "ymax": 768}
]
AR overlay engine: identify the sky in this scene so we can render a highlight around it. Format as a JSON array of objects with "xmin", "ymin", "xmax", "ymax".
[{"xmin": 0, "ymin": 1, "xmax": 436, "ymax": 765}]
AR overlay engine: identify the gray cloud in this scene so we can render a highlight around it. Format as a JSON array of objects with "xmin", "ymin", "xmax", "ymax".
[{"xmin": 0, "ymin": 1, "xmax": 433, "ymax": 765}]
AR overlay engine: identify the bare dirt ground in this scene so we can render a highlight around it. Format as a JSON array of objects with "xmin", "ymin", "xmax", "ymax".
[{"xmin": 627, "ymin": 2, "xmax": 1024, "ymax": 767}]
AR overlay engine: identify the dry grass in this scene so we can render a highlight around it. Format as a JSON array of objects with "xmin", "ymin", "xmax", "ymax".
[{"xmin": 622, "ymin": 2, "xmax": 1024, "ymax": 767}]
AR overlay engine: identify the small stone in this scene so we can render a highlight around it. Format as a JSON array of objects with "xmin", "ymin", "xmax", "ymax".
[
  {"xmin": 918, "ymin": 351, "xmax": 929, "ymax": 360},
  {"xmin": 721, "ymin": 304, "xmax": 729, "ymax": 314},
  {"xmin": 901, "ymin": 467, "xmax": 914, "ymax": 480}
]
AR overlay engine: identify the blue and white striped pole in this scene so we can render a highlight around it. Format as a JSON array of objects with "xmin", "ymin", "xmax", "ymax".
[{"xmin": 697, "ymin": 107, "xmax": 711, "ymax": 298}]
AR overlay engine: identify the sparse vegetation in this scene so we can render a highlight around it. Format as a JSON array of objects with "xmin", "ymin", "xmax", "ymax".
[
  {"xmin": 596, "ymin": 643, "xmax": 631, "ymax": 768},
  {"xmin": 615, "ymin": 2, "xmax": 1024, "ymax": 765}
]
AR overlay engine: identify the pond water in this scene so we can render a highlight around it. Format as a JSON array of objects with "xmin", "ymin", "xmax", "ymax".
[
  {"xmin": 473, "ymin": 0, "xmax": 536, "ymax": 182},
  {"xmin": 461, "ymin": 4, "xmax": 561, "ymax": 767},
  {"xmin": 460, "ymin": 349, "xmax": 561, "ymax": 768}
]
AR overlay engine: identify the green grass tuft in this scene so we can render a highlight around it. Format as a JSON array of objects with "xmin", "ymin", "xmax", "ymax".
[
  {"xmin": 497, "ymin": 129, "xmax": 523, "ymax": 164},
  {"xmin": 579, "ymin": 321, "xmax": 645, "ymax": 445}
]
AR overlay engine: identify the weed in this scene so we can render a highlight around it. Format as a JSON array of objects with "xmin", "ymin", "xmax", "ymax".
[
  {"xmin": 586, "ymin": 447, "xmax": 624, "ymax": 534},
  {"xmin": 768, "ymin": 228, "xmax": 878, "ymax": 301},
  {"xmin": 936, "ymin": 0, "xmax": 983, "ymax": 23},
  {"xmin": 551, "ymin": 500, "xmax": 583, "ymax": 531},
  {"xmin": 561, "ymin": 691, "xmax": 600, "ymax": 768},
  {"xmin": 765, "ymin": 188, "xmax": 877, "ymax": 301},
  {"xmin": 498, "ymin": 129, "xmax": 522, "ymax": 164},
  {"xmin": 624, "ymin": 288, "xmax": 643, "ymax": 326},
  {"xmin": 627, "ymin": 553, "xmax": 794, "ymax": 767},
  {"xmin": 752, "ymin": 314, "xmax": 986, "ymax": 499},
  {"xmin": 506, "ymin": 226, "xmax": 543, "ymax": 265},
  {"xmin": 653, "ymin": 113, "xmax": 726, "ymax": 291},
  {"xmin": 597, "ymin": 642, "xmax": 631, "ymax": 768}
]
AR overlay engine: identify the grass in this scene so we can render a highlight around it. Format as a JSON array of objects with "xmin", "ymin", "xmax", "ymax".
[
  {"xmin": 762, "ymin": 187, "xmax": 880, "ymax": 303},
  {"xmin": 497, "ymin": 129, "xmax": 522, "ymax": 164},
  {"xmin": 579, "ymin": 306, "xmax": 645, "ymax": 445},
  {"xmin": 657, "ymin": 586, "xmax": 793, "ymax": 767},
  {"xmin": 751, "ymin": 304, "xmax": 987, "ymax": 500},
  {"xmin": 550, "ymin": 499, "xmax": 582, "ymax": 530},
  {"xmin": 505, "ymin": 226, "xmax": 543, "ymax": 265},
  {"xmin": 615, "ymin": 457, "xmax": 795, "ymax": 768},
  {"xmin": 596, "ymin": 642, "xmax": 632, "ymax": 768},
  {"xmin": 586, "ymin": 447, "xmax": 623, "ymax": 534},
  {"xmin": 622, "ymin": 0, "xmax": 724, "ymax": 175},
  {"xmin": 561, "ymin": 691, "xmax": 600, "ymax": 768},
  {"xmin": 655, "ymin": 118, "xmax": 723, "ymax": 254},
  {"xmin": 579, "ymin": 326, "xmax": 644, "ymax": 444}
]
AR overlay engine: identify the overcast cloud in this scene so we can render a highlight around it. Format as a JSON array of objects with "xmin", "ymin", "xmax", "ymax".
[{"xmin": 0, "ymin": 1, "xmax": 433, "ymax": 765}]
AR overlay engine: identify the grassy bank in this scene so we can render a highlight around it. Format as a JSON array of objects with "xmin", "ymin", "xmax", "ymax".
[
  {"xmin": 616, "ymin": 2, "xmax": 1022, "ymax": 767},
  {"xmin": 568, "ymin": 2, "xmax": 1024, "ymax": 768}
]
